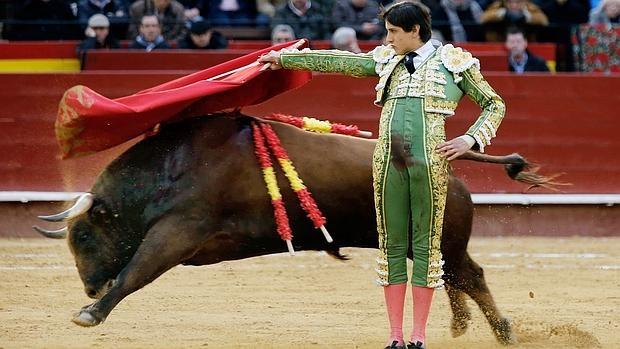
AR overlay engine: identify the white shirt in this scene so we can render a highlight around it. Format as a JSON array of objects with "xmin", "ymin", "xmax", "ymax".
[{"xmin": 411, "ymin": 39, "xmax": 438, "ymax": 69}]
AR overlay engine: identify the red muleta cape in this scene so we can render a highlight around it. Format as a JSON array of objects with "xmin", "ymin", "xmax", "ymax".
[{"xmin": 56, "ymin": 40, "xmax": 311, "ymax": 158}]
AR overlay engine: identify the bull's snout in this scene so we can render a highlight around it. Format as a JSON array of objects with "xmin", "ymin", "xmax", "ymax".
[
  {"xmin": 85, "ymin": 287, "xmax": 98, "ymax": 299},
  {"xmin": 85, "ymin": 279, "xmax": 116, "ymax": 299}
]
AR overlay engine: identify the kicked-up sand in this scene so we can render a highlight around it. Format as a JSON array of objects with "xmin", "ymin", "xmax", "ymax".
[{"xmin": 0, "ymin": 236, "xmax": 618, "ymax": 349}]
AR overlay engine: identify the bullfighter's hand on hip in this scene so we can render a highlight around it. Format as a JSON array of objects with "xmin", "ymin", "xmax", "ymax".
[{"xmin": 436, "ymin": 136, "xmax": 472, "ymax": 161}]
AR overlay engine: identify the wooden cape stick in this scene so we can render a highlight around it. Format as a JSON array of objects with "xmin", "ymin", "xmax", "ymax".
[{"xmin": 206, "ymin": 39, "xmax": 307, "ymax": 82}]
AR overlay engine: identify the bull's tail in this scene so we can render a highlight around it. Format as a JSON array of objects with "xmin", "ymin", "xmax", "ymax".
[{"xmin": 458, "ymin": 151, "xmax": 571, "ymax": 192}]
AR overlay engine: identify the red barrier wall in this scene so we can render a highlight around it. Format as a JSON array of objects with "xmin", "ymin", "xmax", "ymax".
[
  {"xmin": 1, "ymin": 72, "xmax": 618, "ymax": 193},
  {"xmin": 81, "ymin": 50, "xmax": 510, "ymax": 71},
  {"xmin": 0, "ymin": 41, "xmax": 78, "ymax": 58},
  {"xmin": 245, "ymin": 73, "xmax": 620, "ymax": 194}
]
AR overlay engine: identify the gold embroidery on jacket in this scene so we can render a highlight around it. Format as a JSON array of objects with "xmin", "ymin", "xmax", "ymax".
[
  {"xmin": 372, "ymin": 99, "xmax": 398, "ymax": 286},
  {"xmin": 422, "ymin": 111, "xmax": 448, "ymax": 288}
]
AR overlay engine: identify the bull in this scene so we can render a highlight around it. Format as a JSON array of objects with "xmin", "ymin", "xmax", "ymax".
[{"xmin": 35, "ymin": 113, "xmax": 545, "ymax": 344}]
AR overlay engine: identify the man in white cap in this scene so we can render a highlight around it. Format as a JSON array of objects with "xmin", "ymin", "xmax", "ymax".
[
  {"xmin": 77, "ymin": 14, "xmax": 120, "ymax": 53},
  {"xmin": 331, "ymin": 26, "xmax": 361, "ymax": 53}
]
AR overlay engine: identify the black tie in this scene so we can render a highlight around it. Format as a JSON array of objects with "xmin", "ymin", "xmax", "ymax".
[{"xmin": 404, "ymin": 51, "xmax": 418, "ymax": 74}]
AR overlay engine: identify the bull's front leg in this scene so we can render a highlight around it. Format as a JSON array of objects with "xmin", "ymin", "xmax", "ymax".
[{"xmin": 72, "ymin": 215, "xmax": 204, "ymax": 327}]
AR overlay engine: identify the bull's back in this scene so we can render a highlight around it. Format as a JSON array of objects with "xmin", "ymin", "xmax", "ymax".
[{"xmin": 92, "ymin": 115, "xmax": 472, "ymax": 264}]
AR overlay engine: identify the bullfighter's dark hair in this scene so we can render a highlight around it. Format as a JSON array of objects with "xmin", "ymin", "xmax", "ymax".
[{"xmin": 380, "ymin": 1, "xmax": 432, "ymax": 42}]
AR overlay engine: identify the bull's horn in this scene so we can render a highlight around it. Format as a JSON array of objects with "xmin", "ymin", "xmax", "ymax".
[
  {"xmin": 32, "ymin": 226, "xmax": 68, "ymax": 239},
  {"xmin": 38, "ymin": 193, "xmax": 94, "ymax": 222}
]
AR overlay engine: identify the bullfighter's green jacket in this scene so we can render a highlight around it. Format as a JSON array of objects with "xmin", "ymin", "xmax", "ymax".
[{"xmin": 280, "ymin": 43, "xmax": 505, "ymax": 288}]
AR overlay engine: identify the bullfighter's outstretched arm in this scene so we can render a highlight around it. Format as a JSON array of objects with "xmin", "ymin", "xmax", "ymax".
[
  {"xmin": 457, "ymin": 65, "xmax": 506, "ymax": 153},
  {"xmin": 279, "ymin": 49, "xmax": 378, "ymax": 78}
]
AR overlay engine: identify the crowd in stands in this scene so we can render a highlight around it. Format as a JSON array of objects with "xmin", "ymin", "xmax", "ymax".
[{"xmin": 1, "ymin": 0, "xmax": 619, "ymax": 71}]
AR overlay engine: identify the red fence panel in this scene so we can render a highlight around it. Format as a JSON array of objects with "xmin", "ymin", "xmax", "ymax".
[{"xmin": 1, "ymin": 72, "xmax": 617, "ymax": 193}]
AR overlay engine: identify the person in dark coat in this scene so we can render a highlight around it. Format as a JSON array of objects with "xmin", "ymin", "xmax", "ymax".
[
  {"xmin": 432, "ymin": 0, "xmax": 486, "ymax": 42},
  {"xmin": 130, "ymin": 14, "xmax": 171, "ymax": 51},
  {"xmin": 77, "ymin": 14, "xmax": 121, "ymax": 54},
  {"xmin": 77, "ymin": 0, "xmax": 129, "ymax": 39},
  {"xmin": 128, "ymin": 0, "xmax": 186, "ymax": 41},
  {"xmin": 77, "ymin": 0, "xmax": 128, "ymax": 25},
  {"xmin": 505, "ymin": 27, "xmax": 550, "ymax": 72},
  {"xmin": 272, "ymin": 0, "xmax": 328, "ymax": 40},
  {"xmin": 330, "ymin": 0, "xmax": 384, "ymax": 40},
  {"xmin": 206, "ymin": 0, "xmax": 260, "ymax": 26},
  {"xmin": 177, "ymin": 20, "xmax": 228, "ymax": 49},
  {"xmin": 7, "ymin": 0, "xmax": 79, "ymax": 40}
]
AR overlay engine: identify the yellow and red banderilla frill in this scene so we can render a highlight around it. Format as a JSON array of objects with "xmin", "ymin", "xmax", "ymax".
[
  {"xmin": 251, "ymin": 122, "xmax": 295, "ymax": 254},
  {"xmin": 262, "ymin": 113, "xmax": 373, "ymax": 138},
  {"xmin": 251, "ymin": 117, "xmax": 372, "ymax": 254}
]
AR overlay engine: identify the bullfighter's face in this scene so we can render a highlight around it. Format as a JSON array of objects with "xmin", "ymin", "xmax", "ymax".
[{"xmin": 385, "ymin": 20, "xmax": 421, "ymax": 55}]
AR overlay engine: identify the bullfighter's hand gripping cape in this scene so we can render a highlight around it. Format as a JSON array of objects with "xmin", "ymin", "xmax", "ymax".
[{"xmin": 56, "ymin": 40, "xmax": 312, "ymax": 159}]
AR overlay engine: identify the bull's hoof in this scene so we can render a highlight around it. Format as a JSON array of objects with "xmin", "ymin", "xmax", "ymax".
[
  {"xmin": 451, "ymin": 318, "xmax": 469, "ymax": 338},
  {"xmin": 450, "ymin": 313, "xmax": 471, "ymax": 338},
  {"xmin": 71, "ymin": 309, "xmax": 104, "ymax": 327},
  {"xmin": 494, "ymin": 317, "xmax": 517, "ymax": 345}
]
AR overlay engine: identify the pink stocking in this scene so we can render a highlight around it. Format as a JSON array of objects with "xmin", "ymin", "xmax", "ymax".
[
  {"xmin": 384, "ymin": 283, "xmax": 407, "ymax": 346},
  {"xmin": 411, "ymin": 285, "xmax": 434, "ymax": 345}
]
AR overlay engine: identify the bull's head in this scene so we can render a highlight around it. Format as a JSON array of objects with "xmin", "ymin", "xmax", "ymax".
[{"xmin": 34, "ymin": 193, "xmax": 133, "ymax": 299}]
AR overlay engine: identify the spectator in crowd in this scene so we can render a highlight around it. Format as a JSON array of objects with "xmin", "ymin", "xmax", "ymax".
[
  {"xmin": 535, "ymin": 0, "xmax": 589, "ymax": 25},
  {"xmin": 77, "ymin": 0, "xmax": 129, "ymax": 41},
  {"xmin": 331, "ymin": 0, "xmax": 384, "ymax": 40},
  {"xmin": 331, "ymin": 26, "xmax": 361, "ymax": 52},
  {"xmin": 589, "ymin": 0, "xmax": 620, "ymax": 24},
  {"xmin": 535, "ymin": 0, "xmax": 589, "ymax": 71},
  {"xmin": 206, "ymin": 0, "xmax": 262, "ymax": 26},
  {"xmin": 505, "ymin": 27, "xmax": 550, "ymax": 72},
  {"xmin": 315, "ymin": 0, "xmax": 337, "ymax": 17},
  {"xmin": 481, "ymin": 0, "xmax": 549, "ymax": 41},
  {"xmin": 473, "ymin": 0, "xmax": 496, "ymax": 10},
  {"xmin": 271, "ymin": 23, "xmax": 296, "ymax": 43},
  {"xmin": 8, "ymin": 0, "xmax": 79, "ymax": 40},
  {"xmin": 272, "ymin": 0, "xmax": 328, "ymax": 40},
  {"xmin": 128, "ymin": 0, "xmax": 186, "ymax": 41},
  {"xmin": 77, "ymin": 14, "xmax": 121, "ymax": 53},
  {"xmin": 77, "ymin": 0, "xmax": 128, "ymax": 26},
  {"xmin": 178, "ymin": 0, "xmax": 207, "ymax": 21},
  {"xmin": 258, "ymin": 0, "xmax": 287, "ymax": 18},
  {"xmin": 130, "ymin": 14, "xmax": 171, "ymax": 50},
  {"xmin": 432, "ymin": 0, "xmax": 485, "ymax": 42},
  {"xmin": 117, "ymin": 0, "xmax": 134, "ymax": 11},
  {"xmin": 177, "ymin": 19, "xmax": 228, "ymax": 48}
]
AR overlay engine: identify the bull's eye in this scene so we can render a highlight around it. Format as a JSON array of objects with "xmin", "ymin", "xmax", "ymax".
[
  {"xmin": 78, "ymin": 232, "xmax": 89, "ymax": 243},
  {"xmin": 90, "ymin": 202, "xmax": 111, "ymax": 224}
]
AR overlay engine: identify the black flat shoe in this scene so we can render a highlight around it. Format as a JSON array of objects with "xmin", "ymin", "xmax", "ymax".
[
  {"xmin": 384, "ymin": 340, "xmax": 406, "ymax": 349},
  {"xmin": 407, "ymin": 341, "xmax": 425, "ymax": 349}
]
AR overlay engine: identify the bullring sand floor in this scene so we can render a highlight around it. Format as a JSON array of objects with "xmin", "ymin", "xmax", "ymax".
[{"xmin": 0, "ymin": 236, "xmax": 618, "ymax": 348}]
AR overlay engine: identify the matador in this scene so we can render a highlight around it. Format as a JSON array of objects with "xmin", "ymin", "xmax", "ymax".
[{"xmin": 259, "ymin": 2, "xmax": 505, "ymax": 348}]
